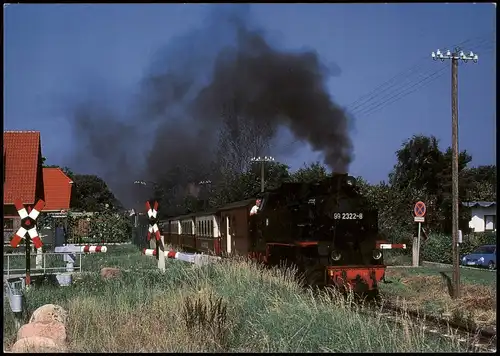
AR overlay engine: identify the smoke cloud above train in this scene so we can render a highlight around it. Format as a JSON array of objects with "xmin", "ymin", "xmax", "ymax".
[{"xmin": 64, "ymin": 5, "xmax": 353, "ymax": 207}]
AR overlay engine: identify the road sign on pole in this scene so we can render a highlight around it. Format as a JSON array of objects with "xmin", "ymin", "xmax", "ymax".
[
  {"xmin": 412, "ymin": 201, "xmax": 426, "ymax": 267},
  {"xmin": 414, "ymin": 201, "xmax": 426, "ymax": 217}
]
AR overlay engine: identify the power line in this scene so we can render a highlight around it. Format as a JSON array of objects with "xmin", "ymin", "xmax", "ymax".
[
  {"xmin": 346, "ymin": 32, "xmax": 494, "ymax": 114},
  {"xmin": 353, "ymin": 64, "xmax": 450, "ymax": 118},
  {"xmin": 346, "ymin": 61, "xmax": 429, "ymax": 111},
  {"xmin": 351, "ymin": 39, "xmax": 494, "ymax": 117},
  {"xmin": 276, "ymin": 32, "xmax": 494, "ymax": 151},
  {"xmin": 353, "ymin": 47, "xmax": 493, "ymax": 119}
]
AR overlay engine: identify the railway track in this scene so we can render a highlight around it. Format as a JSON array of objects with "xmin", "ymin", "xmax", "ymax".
[
  {"xmin": 371, "ymin": 301, "xmax": 497, "ymax": 352},
  {"xmin": 307, "ymin": 286, "xmax": 496, "ymax": 353}
]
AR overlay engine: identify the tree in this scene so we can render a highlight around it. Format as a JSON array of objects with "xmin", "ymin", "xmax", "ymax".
[
  {"xmin": 461, "ymin": 165, "xmax": 497, "ymax": 202},
  {"xmin": 387, "ymin": 134, "xmax": 473, "ymax": 234},
  {"xmin": 355, "ymin": 177, "xmax": 411, "ymax": 243},
  {"xmin": 71, "ymin": 174, "xmax": 122, "ymax": 212},
  {"xmin": 209, "ymin": 162, "xmax": 291, "ymax": 208},
  {"xmin": 289, "ymin": 162, "xmax": 329, "ymax": 183}
]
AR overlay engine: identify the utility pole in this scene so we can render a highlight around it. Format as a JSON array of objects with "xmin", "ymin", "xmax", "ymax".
[
  {"xmin": 432, "ymin": 48, "xmax": 478, "ymax": 299},
  {"xmin": 250, "ymin": 156, "xmax": 275, "ymax": 193}
]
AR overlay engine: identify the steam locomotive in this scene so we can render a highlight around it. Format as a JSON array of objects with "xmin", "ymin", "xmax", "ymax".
[{"xmin": 160, "ymin": 174, "xmax": 405, "ymax": 293}]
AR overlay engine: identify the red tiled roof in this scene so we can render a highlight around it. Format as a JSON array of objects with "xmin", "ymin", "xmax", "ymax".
[
  {"xmin": 3, "ymin": 131, "xmax": 42, "ymax": 205},
  {"xmin": 42, "ymin": 168, "xmax": 73, "ymax": 211}
]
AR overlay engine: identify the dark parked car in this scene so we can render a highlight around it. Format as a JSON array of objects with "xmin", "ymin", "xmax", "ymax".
[{"xmin": 461, "ymin": 245, "xmax": 496, "ymax": 270}]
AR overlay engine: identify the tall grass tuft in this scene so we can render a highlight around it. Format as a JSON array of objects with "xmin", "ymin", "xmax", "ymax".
[{"xmin": 3, "ymin": 254, "xmax": 473, "ymax": 353}]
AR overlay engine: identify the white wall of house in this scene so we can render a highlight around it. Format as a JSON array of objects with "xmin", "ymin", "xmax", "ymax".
[{"xmin": 468, "ymin": 206, "xmax": 497, "ymax": 232}]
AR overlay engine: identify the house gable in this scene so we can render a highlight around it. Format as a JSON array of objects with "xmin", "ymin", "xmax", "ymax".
[
  {"xmin": 463, "ymin": 201, "xmax": 497, "ymax": 233},
  {"xmin": 42, "ymin": 167, "xmax": 73, "ymax": 211},
  {"xmin": 3, "ymin": 131, "xmax": 44, "ymax": 207}
]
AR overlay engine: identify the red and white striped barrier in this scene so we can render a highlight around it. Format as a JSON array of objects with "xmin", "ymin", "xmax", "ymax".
[
  {"xmin": 143, "ymin": 248, "xmax": 157, "ymax": 256},
  {"xmin": 167, "ymin": 250, "xmax": 221, "ymax": 266},
  {"xmin": 54, "ymin": 244, "xmax": 108, "ymax": 273},
  {"xmin": 142, "ymin": 248, "xmax": 221, "ymax": 266},
  {"xmin": 10, "ymin": 199, "xmax": 45, "ymax": 249},
  {"xmin": 80, "ymin": 245, "xmax": 107, "ymax": 253},
  {"xmin": 376, "ymin": 243, "xmax": 407, "ymax": 249}
]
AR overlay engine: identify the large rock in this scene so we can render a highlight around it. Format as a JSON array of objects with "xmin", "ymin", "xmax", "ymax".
[
  {"xmin": 29, "ymin": 304, "xmax": 68, "ymax": 326},
  {"xmin": 17, "ymin": 321, "xmax": 67, "ymax": 344},
  {"xmin": 101, "ymin": 267, "xmax": 121, "ymax": 280},
  {"xmin": 11, "ymin": 336, "xmax": 68, "ymax": 353}
]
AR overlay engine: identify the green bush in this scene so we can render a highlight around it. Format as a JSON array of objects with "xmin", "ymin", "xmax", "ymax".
[
  {"xmin": 421, "ymin": 231, "xmax": 496, "ymax": 264},
  {"xmin": 420, "ymin": 233, "xmax": 453, "ymax": 264}
]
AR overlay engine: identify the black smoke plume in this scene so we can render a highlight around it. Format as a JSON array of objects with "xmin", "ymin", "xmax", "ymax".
[{"xmin": 64, "ymin": 5, "xmax": 353, "ymax": 208}]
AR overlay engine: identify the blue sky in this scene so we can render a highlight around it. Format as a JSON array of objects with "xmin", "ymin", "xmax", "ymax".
[{"xmin": 4, "ymin": 4, "xmax": 496, "ymax": 185}]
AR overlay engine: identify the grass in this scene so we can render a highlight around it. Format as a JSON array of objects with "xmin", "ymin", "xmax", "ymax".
[
  {"xmin": 380, "ymin": 266, "xmax": 497, "ymax": 330},
  {"xmin": 383, "ymin": 251, "xmax": 412, "ymax": 266},
  {"xmin": 3, "ymin": 245, "xmax": 475, "ymax": 353}
]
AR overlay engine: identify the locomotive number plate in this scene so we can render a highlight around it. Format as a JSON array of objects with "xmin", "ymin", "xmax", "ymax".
[{"xmin": 333, "ymin": 212, "xmax": 363, "ymax": 220}]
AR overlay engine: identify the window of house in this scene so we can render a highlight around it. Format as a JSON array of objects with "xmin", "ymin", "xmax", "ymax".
[
  {"xmin": 4, "ymin": 218, "xmax": 14, "ymax": 231},
  {"xmin": 484, "ymin": 215, "xmax": 496, "ymax": 231}
]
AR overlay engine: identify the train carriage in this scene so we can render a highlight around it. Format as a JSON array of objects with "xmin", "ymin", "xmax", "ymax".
[
  {"xmin": 194, "ymin": 212, "xmax": 221, "ymax": 255},
  {"xmin": 178, "ymin": 214, "xmax": 196, "ymax": 252},
  {"xmin": 217, "ymin": 199, "xmax": 255, "ymax": 256},
  {"xmin": 161, "ymin": 174, "xmax": 406, "ymax": 293},
  {"xmin": 164, "ymin": 219, "xmax": 181, "ymax": 247}
]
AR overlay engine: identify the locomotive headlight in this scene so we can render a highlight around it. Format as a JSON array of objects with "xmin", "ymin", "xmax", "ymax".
[
  {"xmin": 331, "ymin": 250, "xmax": 342, "ymax": 261},
  {"xmin": 372, "ymin": 249, "xmax": 383, "ymax": 260}
]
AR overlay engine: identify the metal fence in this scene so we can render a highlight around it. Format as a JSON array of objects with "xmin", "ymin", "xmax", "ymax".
[{"xmin": 3, "ymin": 252, "xmax": 82, "ymax": 278}]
